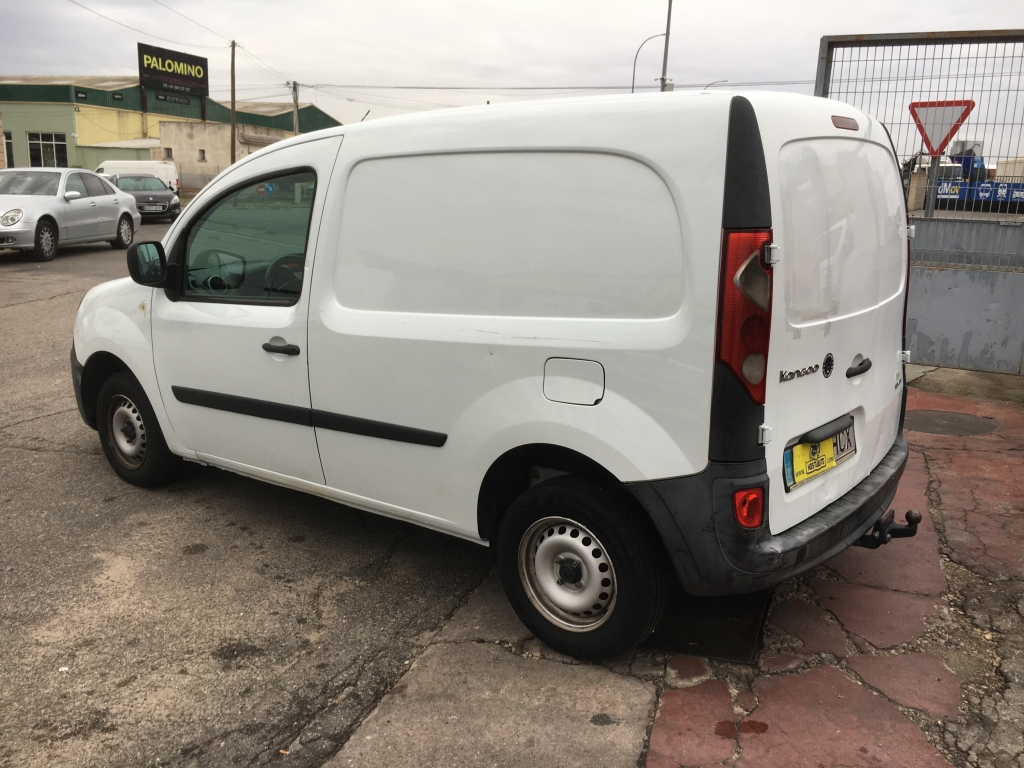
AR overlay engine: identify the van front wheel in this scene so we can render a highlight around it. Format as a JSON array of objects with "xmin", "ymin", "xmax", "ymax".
[
  {"xmin": 96, "ymin": 371, "xmax": 179, "ymax": 487},
  {"xmin": 496, "ymin": 476, "xmax": 667, "ymax": 661}
]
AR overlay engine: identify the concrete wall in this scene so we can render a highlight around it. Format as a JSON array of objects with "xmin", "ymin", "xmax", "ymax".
[
  {"xmin": 75, "ymin": 145, "xmax": 152, "ymax": 172},
  {"xmin": 160, "ymin": 120, "xmax": 292, "ymax": 192},
  {"xmin": 907, "ymin": 217, "xmax": 1024, "ymax": 375},
  {"xmin": 0, "ymin": 102, "xmax": 77, "ymax": 167}
]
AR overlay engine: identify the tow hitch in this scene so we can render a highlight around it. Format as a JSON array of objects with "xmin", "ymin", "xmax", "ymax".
[{"xmin": 854, "ymin": 509, "xmax": 922, "ymax": 549}]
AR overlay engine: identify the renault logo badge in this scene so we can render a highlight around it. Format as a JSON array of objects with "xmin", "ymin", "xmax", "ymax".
[{"xmin": 823, "ymin": 353, "xmax": 835, "ymax": 378}]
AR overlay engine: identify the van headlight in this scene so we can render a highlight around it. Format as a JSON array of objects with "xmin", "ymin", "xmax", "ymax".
[{"xmin": 1, "ymin": 209, "xmax": 23, "ymax": 226}]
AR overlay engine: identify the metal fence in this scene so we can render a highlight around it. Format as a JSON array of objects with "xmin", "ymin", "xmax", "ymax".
[
  {"xmin": 817, "ymin": 31, "xmax": 1024, "ymax": 375},
  {"xmin": 816, "ymin": 30, "xmax": 1024, "ymax": 220}
]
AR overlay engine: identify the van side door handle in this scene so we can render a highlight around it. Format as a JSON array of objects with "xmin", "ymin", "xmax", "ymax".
[
  {"xmin": 846, "ymin": 357, "xmax": 872, "ymax": 378},
  {"xmin": 262, "ymin": 342, "xmax": 300, "ymax": 356}
]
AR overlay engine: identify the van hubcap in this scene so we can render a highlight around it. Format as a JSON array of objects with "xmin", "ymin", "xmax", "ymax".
[
  {"xmin": 518, "ymin": 517, "xmax": 616, "ymax": 632},
  {"xmin": 107, "ymin": 395, "xmax": 147, "ymax": 469}
]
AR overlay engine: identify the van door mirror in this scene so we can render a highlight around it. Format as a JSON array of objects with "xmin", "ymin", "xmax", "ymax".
[
  {"xmin": 127, "ymin": 241, "xmax": 168, "ymax": 286},
  {"xmin": 64, "ymin": 190, "xmax": 81, "ymax": 201}
]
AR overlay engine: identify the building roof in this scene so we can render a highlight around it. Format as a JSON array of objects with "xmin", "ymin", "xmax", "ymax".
[
  {"xmin": 0, "ymin": 75, "xmax": 140, "ymax": 91},
  {"xmin": 232, "ymin": 101, "xmax": 316, "ymax": 116}
]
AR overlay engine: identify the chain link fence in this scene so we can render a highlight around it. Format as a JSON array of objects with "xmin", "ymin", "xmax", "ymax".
[
  {"xmin": 816, "ymin": 31, "xmax": 1024, "ymax": 220},
  {"xmin": 816, "ymin": 31, "xmax": 1024, "ymax": 374}
]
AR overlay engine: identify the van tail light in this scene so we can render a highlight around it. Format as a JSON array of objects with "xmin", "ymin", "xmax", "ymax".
[
  {"xmin": 733, "ymin": 487, "xmax": 764, "ymax": 528},
  {"xmin": 716, "ymin": 229, "xmax": 774, "ymax": 405}
]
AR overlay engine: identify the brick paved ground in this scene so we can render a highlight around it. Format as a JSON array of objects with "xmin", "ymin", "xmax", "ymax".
[{"xmin": 647, "ymin": 381, "xmax": 1024, "ymax": 768}]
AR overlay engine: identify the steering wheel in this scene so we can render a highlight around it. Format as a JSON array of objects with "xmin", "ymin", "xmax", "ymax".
[
  {"xmin": 187, "ymin": 248, "xmax": 247, "ymax": 292},
  {"xmin": 264, "ymin": 253, "xmax": 305, "ymax": 296}
]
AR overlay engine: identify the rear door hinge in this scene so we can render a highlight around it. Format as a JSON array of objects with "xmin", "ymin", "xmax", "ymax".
[
  {"xmin": 758, "ymin": 424, "xmax": 773, "ymax": 444},
  {"xmin": 901, "ymin": 350, "xmax": 912, "ymax": 364},
  {"xmin": 763, "ymin": 244, "xmax": 781, "ymax": 266},
  {"xmin": 907, "ymin": 225, "xmax": 916, "ymax": 240}
]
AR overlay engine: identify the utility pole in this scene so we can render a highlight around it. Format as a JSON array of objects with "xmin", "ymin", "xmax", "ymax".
[
  {"xmin": 230, "ymin": 40, "xmax": 236, "ymax": 164},
  {"xmin": 659, "ymin": 0, "xmax": 673, "ymax": 92},
  {"xmin": 291, "ymin": 80, "xmax": 300, "ymax": 136}
]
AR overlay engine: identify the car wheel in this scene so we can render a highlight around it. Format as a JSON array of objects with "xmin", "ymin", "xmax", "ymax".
[
  {"xmin": 31, "ymin": 220, "xmax": 58, "ymax": 262},
  {"xmin": 496, "ymin": 475, "xmax": 668, "ymax": 661},
  {"xmin": 96, "ymin": 371, "xmax": 180, "ymax": 487},
  {"xmin": 111, "ymin": 215, "xmax": 134, "ymax": 249}
]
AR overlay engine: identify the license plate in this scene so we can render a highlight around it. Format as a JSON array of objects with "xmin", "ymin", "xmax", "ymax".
[
  {"xmin": 783, "ymin": 422, "xmax": 857, "ymax": 491},
  {"xmin": 140, "ymin": 205, "xmax": 161, "ymax": 211}
]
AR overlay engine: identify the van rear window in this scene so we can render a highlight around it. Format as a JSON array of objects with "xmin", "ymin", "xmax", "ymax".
[
  {"xmin": 335, "ymin": 152, "xmax": 684, "ymax": 319},
  {"xmin": 779, "ymin": 139, "xmax": 906, "ymax": 326}
]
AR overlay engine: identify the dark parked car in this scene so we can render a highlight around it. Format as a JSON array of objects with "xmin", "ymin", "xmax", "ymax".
[{"xmin": 112, "ymin": 174, "xmax": 180, "ymax": 221}]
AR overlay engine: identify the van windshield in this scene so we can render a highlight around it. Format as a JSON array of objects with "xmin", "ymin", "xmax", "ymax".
[
  {"xmin": 0, "ymin": 171, "xmax": 61, "ymax": 196},
  {"xmin": 117, "ymin": 176, "xmax": 167, "ymax": 191}
]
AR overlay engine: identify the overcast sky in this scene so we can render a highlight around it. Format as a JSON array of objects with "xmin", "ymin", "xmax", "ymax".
[{"xmin": 3, "ymin": 0, "xmax": 1022, "ymax": 124}]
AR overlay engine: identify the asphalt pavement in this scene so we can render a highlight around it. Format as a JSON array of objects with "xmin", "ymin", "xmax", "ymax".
[{"xmin": 0, "ymin": 226, "xmax": 492, "ymax": 767}]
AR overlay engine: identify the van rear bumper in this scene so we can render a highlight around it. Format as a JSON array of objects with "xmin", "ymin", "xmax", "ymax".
[{"xmin": 627, "ymin": 435, "xmax": 909, "ymax": 596}]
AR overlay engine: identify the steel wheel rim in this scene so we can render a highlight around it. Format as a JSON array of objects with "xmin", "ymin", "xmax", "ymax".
[
  {"xmin": 119, "ymin": 219, "xmax": 132, "ymax": 245},
  {"xmin": 39, "ymin": 226, "xmax": 55, "ymax": 256},
  {"xmin": 518, "ymin": 516, "xmax": 617, "ymax": 632},
  {"xmin": 107, "ymin": 395, "xmax": 147, "ymax": 469}
]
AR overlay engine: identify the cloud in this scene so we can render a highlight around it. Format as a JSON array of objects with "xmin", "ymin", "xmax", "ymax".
[{"xmin": 3, "ymin": 0, "xmax": 1021, "ymax": 123}]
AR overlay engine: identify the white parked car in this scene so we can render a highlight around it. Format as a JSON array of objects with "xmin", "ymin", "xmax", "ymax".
[
  {"xmin": 0, "ymin": 169, "xmax": 141, "ymax": 261},
  {"xmin": 71, "ymin": 92, "xmax": 913, "ymax": 660}
]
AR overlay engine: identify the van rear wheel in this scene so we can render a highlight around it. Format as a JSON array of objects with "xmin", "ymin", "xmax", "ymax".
[{"xmin": 496, "ymin": 475, "xmax": 667, "ymax": 661}]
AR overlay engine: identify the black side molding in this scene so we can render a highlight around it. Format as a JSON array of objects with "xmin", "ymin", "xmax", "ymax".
[
  {"xmin": 171, "ymin": 386, "xmax": 447, "ymax": 447},
  {"xmin": 798, "ymin": 414, "xmax": 854, "ymax": 445},
  {"xmin": 172, "ymin": 386, "xmax": 311, "ymax": 426},
  {"xmin": 311, "ymin": 410, "xmax": 447, "ymax": 448}
]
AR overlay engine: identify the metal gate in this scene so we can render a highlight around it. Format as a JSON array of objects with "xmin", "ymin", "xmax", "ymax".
[{"xmin": 816, "ymin": 30, "xmax": 1024, "ymax": 374}]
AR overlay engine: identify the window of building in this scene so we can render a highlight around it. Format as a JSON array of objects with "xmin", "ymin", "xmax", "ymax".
[
  {"xmin": 27, "ymin": 133, "xmax": 68, "ymax": 168},
  {"xmin": 164, "ymin": 147, "xmax": 173, "ymax": 160},
  {"xmin": 3, "ymin": 132, "xmax": 13, "ymax": 168},
  {"xmin": 198, "ymin": 149, "xmax": 206, "ymax": 162}
]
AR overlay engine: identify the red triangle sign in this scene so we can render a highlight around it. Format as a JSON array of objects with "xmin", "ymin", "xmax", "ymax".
[{"xmin": 909, "ymin": 100, "xmax": 976, "ymax": 156}]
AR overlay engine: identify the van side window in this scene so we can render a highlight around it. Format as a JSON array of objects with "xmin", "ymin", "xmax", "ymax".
[{"xmin": 182, "ymin": 171, "xmax": 316, "ymax": 304}]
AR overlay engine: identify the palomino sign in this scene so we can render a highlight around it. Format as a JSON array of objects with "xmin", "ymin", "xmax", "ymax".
[{"xmin": 137, "ymin": 43, "xmax": 209, "ymax": 96}]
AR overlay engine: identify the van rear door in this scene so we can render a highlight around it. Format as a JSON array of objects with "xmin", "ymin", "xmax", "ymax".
[{"xmin": 764, "ymin": 127, "xmax": 908, "ymax": 534}]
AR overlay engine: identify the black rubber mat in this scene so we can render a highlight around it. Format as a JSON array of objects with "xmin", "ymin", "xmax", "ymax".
[
  {"xmin": 642, "ymin": 586, "xmax": 772, "ymax": 665},
  {"xmin": 904, "ymin": 409, "xmax": 997, "ymax": 436}
]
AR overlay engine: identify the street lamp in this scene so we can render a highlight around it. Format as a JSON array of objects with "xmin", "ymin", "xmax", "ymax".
[{"xmin": 632, "ymin": 34, "xmax": 665, "ymax": 94}]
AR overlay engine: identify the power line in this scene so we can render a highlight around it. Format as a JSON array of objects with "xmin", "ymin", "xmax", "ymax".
[
  {"xmin": 315, "ymin": 85, "xmax": 458, "ymax": 109},
  {"xmin": 149, "ymin": 0, "xmax": 230, "ymax": 42},
  {"xmin": 237, "ymin": 45, "xmax": 290, "ymax": 84},
  {"xmin": 64, "ymin": 0, "xmax": 224, "ymax": 49}
]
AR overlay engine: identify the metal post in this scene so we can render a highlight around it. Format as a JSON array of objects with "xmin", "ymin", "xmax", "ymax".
[
  {"xmin": 140, "ymin": 85, "xmax": 148, "ymax": 138},
  {"xmin": 292, "ymin": 81, "xmax": 300, "ymax": 135},
  {"xmin": 230, "ymin": 40, "xmax": 236, "ymax": 165},
  {"xmin": 659, "ymin": 0, "xmax": 673, "ymax": 92},
  {"xmin": 924, "ymin": 155, "xmax": 940, "ymax": 219}
]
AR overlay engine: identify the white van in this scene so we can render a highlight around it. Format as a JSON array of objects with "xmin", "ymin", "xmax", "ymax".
[
  {"xmin": 71, "ymin": 92, "xmax": 915, "ymax": 660},
  {"xmin": 95, "ymin": 160, "xmax": 178, "ymax": 193}
]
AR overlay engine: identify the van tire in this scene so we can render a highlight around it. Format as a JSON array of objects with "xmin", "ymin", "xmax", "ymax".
[
  {"xmin": 31, "ymin": 220, "xmax": 58, "ymax": 261},
  {"xmin": 496, "ymin": 475, "xmax": 667, "ymax": 661},
  {"xmin": 96, "ymin": 371, "xmax": 179, "ymax": 487}
]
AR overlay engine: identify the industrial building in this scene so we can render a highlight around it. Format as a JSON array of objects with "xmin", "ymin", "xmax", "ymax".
[{"xmin": 0, "ymin": 76, "xmax": 340, "ymax": 189}]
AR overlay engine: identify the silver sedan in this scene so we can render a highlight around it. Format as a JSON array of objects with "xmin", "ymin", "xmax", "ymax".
[{"xmin": 0, "ymin": 168, "xmax": 143, "ymax": 261}]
